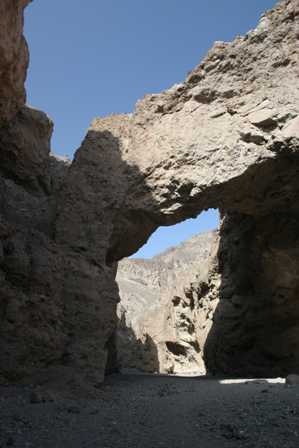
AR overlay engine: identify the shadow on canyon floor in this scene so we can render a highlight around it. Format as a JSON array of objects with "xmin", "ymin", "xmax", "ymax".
[
  {"xmin": 0, "ymin": 374, "xmax": 295, "ymax": 448},
  {"xmin": 115, "ymin": 314, "xmax": 160, "ymax": 374}
]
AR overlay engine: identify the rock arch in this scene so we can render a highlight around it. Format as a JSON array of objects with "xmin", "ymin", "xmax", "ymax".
[{"xmin": 0, "ymin": 0, "xmax": 299, "ymax": 383}]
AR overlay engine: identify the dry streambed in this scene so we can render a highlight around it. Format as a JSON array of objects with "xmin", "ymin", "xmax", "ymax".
[{"xmin": 0, "ymin": 374, "xmax": 299, "ymax": 448}]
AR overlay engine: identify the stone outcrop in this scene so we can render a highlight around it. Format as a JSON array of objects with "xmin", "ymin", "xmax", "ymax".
[
  {"xmin": 204, "ymin": 211, "xmax": 299, "ymax": 377},
  {"xmin": 1, "ymin": 0, "xmax": 299, "ymax": 385},
  {"xmin": 102, "ymin": 0, "xmax": 299, "ymax": 261},
  {"xmin": 0, "ymin": 1, "xmax": 117, "ymax": 385},
  {"xmin": 0, "ymin": 105, "xmax": 67, "ymax": 382},
  {"xmin": 116, "ymin": 231, "xmax": 218, "ymax": 374},
  {"xmin": 0, "ymin": 0, "xmax": 30, "ymax": 124},
  {"xmin": 119, "ymin": 207, "xmax": 299, "ymax": 378}
]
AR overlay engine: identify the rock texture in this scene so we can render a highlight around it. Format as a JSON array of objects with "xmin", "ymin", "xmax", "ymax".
[
  {"xmin": 1, "ymin": 0, "xmax": 299, "ymax": 384},
  {"xmin": 0, "ymin": 103, "xmax": 118, "ymax": 383},
  {"xmin": 0, "ymin": 105, "xmax": 68, "ymax": 381},
  {"xmin": 119, "ymin": 207, "xmax": 299, "ymax": 378},
  {"xmin": 101, "ymin": 0, "xmax": 299, "ymax": 261},
  {"xmin": 0, "ymin": 1, "xmax": 118, "ymax": 384},
  {"xmin": 0, "ymin": 0, "xmax": 30, "ymax": 124},
  {"xmin": 204, "ymin": 211, "xmax": 299, "ymax": 377},
  {"xmin": 116, "ymin": 231, "xmax": 218, "ymax": 374}
]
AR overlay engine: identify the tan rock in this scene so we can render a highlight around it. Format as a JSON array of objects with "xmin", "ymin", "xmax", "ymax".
[
  {"xmin": 282, "ymin": 115, "xmax": 299, "ymax": 139},
  {"xmin": 247, "ymin": 109, "xmax": 277, "ymax": 128},
  {"xmin": 0, "ymin": 0, "xmax": 31, "ymax": 123},
  {"xmin": 116, "ymin": 231, "xmax": 218, "ymax": 374},
  {"xmin": 1, "ymin": 0, "xmax": 299, "ymax": 386}
]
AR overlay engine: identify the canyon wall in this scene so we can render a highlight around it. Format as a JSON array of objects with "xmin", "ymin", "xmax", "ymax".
[
  {"xmin": 0, "ymin": 1, "xmax": 118, "ymax": 384},
  {"xmin": 204, "ymin": 211, "xmax": 299, "ymax": 377},
  {"xmin": 117, "ymin": 209, "xmax": 299, "ymax": 378},
  {"xmin": 116, "ymin": 231, "xmax": 218, "ymax": 374},
  {"xmin": 0, "ymin": 0, "xmax": 299, "ymax": 385},
  {"xmin": 0, "ymin": 0, "xmax": 31, "ymax": 124}
]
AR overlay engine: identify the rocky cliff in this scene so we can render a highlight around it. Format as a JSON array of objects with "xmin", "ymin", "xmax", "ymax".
[
  {"xmin": 203, "ymin": 212, "xmax": 299, "ymax": 377},
  {"xmin": 0, "ymin": 1, "xmax": 117, "ymax": 384},
  {"xmin": 116, "ymin": 231, "xmax": 219, "ymax": 374},
  {"xmin": 0, "ymin": 0, "xmax": 30, "ymax": 124},
  {"xmin": 0, "ymin": 0, "xmax": 299, "ymax": 386}
]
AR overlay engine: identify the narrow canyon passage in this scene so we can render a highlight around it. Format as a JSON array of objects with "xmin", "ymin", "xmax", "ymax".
[
  {"xmin": 115, "ymin": 213, "xmax": 219, "ymax": 376},
  {"xmin": 114, "ymin": 207, "xmax": 299, "ymax": 379}
]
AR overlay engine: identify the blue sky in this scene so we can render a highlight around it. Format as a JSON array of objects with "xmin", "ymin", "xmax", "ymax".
[
  {"xmin": 24, "ymin": 0, "xmax": 276, "ymax": 258},
  {"xmin": 135, "ymin": 209, "xmax": 220, "ymax": 258}
]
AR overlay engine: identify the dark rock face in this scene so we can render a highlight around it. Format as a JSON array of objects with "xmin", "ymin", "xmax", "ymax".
[
  {"xmin": 0, "ymin": 0, "xmax": 299, "ymax": 384},
  {"xmin": 0, "ymin": 109, "xmax": 119, "ymax": 382},
  {"xmin": 0, "ymin": 106, "xmax": 68, "ymax": 381},
  {"xmin": 204, "ymin": 211, "xmax": 299, "ymax": 377}
]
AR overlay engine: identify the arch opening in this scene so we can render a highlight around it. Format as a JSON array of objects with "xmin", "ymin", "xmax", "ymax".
[
  {"xmin": 111, "ymin": 205, "xmax": 299, "ymax": 379},
  {"xmin": 114, "ymin": 209, "xmax": 220, "ymax": 376}
]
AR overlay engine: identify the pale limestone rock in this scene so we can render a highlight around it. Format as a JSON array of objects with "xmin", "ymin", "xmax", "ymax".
[
  {"xmin": 282, "ymin": 115, "xmax": 299, "ymax": 139},
  {"xmin": 247, "ymin": 109, "xmax": 277, "ymax": 127}
]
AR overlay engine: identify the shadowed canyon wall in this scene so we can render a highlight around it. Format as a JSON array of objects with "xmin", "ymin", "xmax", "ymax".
[
  {"xmin": 204, "ymin": 211, "xmax": 299, "ymax": 377},
  {"xmin": 0, "ymin": 0, "xmax": 299, "ymax": 384}
]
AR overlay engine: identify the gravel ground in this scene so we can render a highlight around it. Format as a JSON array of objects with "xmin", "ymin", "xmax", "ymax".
[{"xmin": 0, "ymin": 374, "xmax": 299, "ymax": 448}]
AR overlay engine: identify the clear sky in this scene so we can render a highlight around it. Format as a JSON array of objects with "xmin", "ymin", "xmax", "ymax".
[
  {"xmin": 134, "ymin": 209, "xmax": 220, "ymax": 258},
  {"xmin": 24, "ymin": 0, "xmax": 276, "ymax": 258}
]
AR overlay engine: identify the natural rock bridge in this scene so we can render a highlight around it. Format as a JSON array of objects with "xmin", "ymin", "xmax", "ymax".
[{"xmin": 0, "ymin": 0, "xmax": 299, "ymax": 384}]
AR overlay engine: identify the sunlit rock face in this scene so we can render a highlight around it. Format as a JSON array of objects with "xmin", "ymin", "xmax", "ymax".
[
  {"xmin": 116, "ymin": 231, "xmax": 218, "ymax": 375},
  {"xmin": 100, "ymin": 0, "xmax": 299, "ymax": 261},
  {"xmin": 1, "ymin": 0, "xmax": 299, "ymax": 384}
]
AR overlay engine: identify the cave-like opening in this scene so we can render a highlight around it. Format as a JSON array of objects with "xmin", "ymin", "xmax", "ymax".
[
  {"xmin": 114, "ymin": 209, "xmax": 220, "ymax": 376},
  {"xmin": 112, "ymin": 205, "xmax": 299, "ymax": 380}
]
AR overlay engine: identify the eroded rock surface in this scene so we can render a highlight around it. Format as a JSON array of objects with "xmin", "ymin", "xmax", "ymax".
[
  {"xmin": 1, "ymin": 0, "xmax": 299, "ymax": 385},
  {"xmin": 204, "ymin": 211, "xmax": 299, "ymax": 377},
  {"xmin": 0, "ymin": 0, "xmax": 30, "ymax": 124},
  {"xmin": 116, "ymin": 231, "xmax": 218, "ymax": 374},
  {"xmin": 0, "ymin": 105, "xmax": 69, "ymax": 381},
  {"xmin": 99, "ymin": 0, "xmax": 299, "ymax": 260},
  {"xmin": 118, "ymin": 206, "xmax": 299, "ymax": 378}
]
